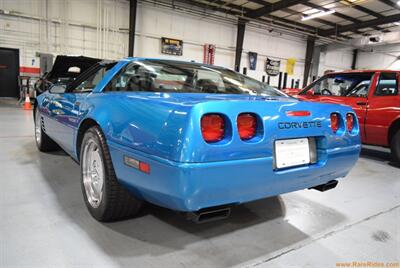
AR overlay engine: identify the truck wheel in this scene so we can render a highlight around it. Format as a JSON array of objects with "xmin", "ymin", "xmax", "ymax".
[
  {"xmin": 80, "ymin": 125, "xmax": 142, "ymax": 222},
  {"xmin": 34, "ymin": 108, "xmax": 59, "ymax": 152},
  {"xmin": 390, "ymin": 129, "xmax": 400, "ymax": 164}
]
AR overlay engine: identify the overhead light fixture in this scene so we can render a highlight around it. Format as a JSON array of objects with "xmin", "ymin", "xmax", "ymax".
[
  {"xmin": 301, "ymin": 9, "xmax": 335, "ymax": 21},
  {"xmin": 394, "ymin": 22, "xmax": 400, "ymax": 26},
  {"xmin": 303, "ymin": 8, "xmax": 321, "ymax": 15},
  {"xmin": 397, "ymin": 1, "xmax": 400, "ymax": 6}
]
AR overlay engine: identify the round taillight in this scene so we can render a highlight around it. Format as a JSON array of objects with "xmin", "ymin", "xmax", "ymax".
[
  {"xmin": 330, "ymin": 113, "xmax": 340, "ymax": 133},
  {"xmin": 201, "ymin": 114, "xmax": 225, "ymax": 143},
  {"xmin": 237, "ymin": 113, "xmax": 257, "ymax": 140},
  {"xmin": 346, "ymin": 113, "xmax": 354, "ymax": 132}
]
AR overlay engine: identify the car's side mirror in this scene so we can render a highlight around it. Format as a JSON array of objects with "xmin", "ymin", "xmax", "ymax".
[{"xmin": 49, "ymin": 84, "xmax": 66, "ymax": 94}]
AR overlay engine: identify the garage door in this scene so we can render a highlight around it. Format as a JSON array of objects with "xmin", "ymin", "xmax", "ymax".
[{"xmin": 0, "ymin": 48, "xmax": 19, "ymax": 98}]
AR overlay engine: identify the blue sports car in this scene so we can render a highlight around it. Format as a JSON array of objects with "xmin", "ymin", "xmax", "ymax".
[{"xmin": 34, "ymin": 58, "xmax": 361, "ymax": 222}]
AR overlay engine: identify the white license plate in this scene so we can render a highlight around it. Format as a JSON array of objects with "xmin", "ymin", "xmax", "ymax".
[{"xmin": 274, "ymin": 138, "xmax": 310, "ymax": 169}]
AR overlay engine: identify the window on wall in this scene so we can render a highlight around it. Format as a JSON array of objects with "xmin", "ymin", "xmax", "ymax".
[{"xmin": 374, "ymin": 72, "xmax": 398, "ymax": 96}]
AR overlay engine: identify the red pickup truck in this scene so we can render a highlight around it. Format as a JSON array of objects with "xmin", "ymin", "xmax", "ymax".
[{"xmin": 291, "ymin": 70, "xmax": 400, "ymax": 163}]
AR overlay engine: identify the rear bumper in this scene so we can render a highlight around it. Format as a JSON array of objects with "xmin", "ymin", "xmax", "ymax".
[{"xmin": 108, "ymin": 141, "xmax": 360, "ymax": 212}]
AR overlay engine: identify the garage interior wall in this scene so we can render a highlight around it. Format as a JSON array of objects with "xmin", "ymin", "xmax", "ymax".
[
  {"xmin": 0, "ymin": 0, "xmax": 355, "ymax": 85},
  {"xmin": 319, "ymin": 49, "xmax": 354, "ymax": 75},
  {"xmin": 357, "ymin": 45, "xmax": 400, "ymax": 70},
  {"xmin": 0, "ymin": 0, "xmax": 130, "ymax": 65}
]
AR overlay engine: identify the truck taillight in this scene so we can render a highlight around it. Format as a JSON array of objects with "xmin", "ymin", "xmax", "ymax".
[
  {"xmin": 201, "ymin": 114, "xmax": 225, "ymax": 143},
  {"xmin": 346, "ymin": 113, "xmax": 354, "ymax": 132},
  {"xmin": 237, "ymin": 113, "xmax": 257, "ymax": 140},
  {"xmin": 330, "ymin": 113, "xmax": 340, "ymax": 133}
]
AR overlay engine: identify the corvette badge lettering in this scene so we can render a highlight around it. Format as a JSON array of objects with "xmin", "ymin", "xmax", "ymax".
[{"xmin": 278, "ymin": 121, "xmax": 322, "ymax": 129}]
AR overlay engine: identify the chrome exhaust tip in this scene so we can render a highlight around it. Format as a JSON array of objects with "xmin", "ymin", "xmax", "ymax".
[
  {"xmin": 310, "ymin": 180, "xmax": 338, "ymax": 192},
  {"xmin": 186, "ymin": 206, "xmax": 231, "ymax": 223}
]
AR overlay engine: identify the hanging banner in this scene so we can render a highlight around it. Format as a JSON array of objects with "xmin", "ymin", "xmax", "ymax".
[
  {"xmin": 161, "ymin": 37, "xmax": 183, "ymax": 56},
  {"xmin": 248, "ymin": 52, "xmax": 258, "ymax": 70},
  {"xmin": 265, "ymin": 58, "xmax": 280, "ymax": 76},
  {"xmin": 203, "ymin": 44, "xmax": 216, "ymax": 65},
  {"xmin": 286, "ymin": 58, "xmax": 296, "ymax": 75}
]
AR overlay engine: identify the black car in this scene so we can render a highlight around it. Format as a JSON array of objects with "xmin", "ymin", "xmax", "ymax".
[{"xmin": 35, "ymin": 55, "xmax": 101, "ymax": 95}]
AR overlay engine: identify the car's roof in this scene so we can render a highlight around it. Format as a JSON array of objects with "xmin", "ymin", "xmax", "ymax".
[
  {"xmin": 328, "ymin": 69, "xmax": 399, "ymax": 74},
  {"xmin": 123, "ymin": 57, "xmax": 231, "ymax": 70}
]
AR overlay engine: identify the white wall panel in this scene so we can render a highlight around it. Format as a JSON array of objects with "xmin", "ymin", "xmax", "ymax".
[
  {"xmin": 133, "ymin": 3, "xmax": 310, "ymax": 84},
  {"xmin": 68, "ymin": 1, "xmax": 97, "ymax": 25},
  {"xmin": 357, "ymin": 48, "xmax": 400, "ymax": 70},
  {"xmin": 0, "ymin": 0, "xmax": 129, "ymax": 67},
  {"xmin": 319, "ymin": 50, "xmax": 353, "ymax": 75},
  {"xmin": 0, "ymin": 0, "xmax": 355, "ymax": 84}
]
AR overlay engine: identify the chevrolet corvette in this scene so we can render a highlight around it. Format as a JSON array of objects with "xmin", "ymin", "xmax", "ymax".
[{"xmin": 34, "ymin": 58, "xmax": 361, "ymax": 222}]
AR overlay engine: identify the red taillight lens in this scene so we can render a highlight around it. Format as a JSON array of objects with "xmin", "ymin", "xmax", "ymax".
[
  {"xmin": 201, "ymin": 114, "xmax": 225, "ymax": 142},
  {"xmin": 346, "ymin": 113, "xmax": 354, "ymax": 132},
  {"xmin": 237, "ymin": 113, "xmax": 257, "ymax": 140},
  {"xmin": 330, "ymin": 113, "xmax": 340, "ymax": 133}
]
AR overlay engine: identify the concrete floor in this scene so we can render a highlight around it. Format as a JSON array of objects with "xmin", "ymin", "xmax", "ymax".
[{"xmin": 0, "ymin": 99, "xmax": 399, "ymax": 268}]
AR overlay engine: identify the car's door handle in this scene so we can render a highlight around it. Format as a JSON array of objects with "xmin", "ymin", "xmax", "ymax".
[{"xmin": 356, "ymin": 101, "xmax": 367, "ymax": 106}]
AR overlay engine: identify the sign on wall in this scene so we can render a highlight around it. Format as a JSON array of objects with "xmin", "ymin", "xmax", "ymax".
[
  {"xmin": 161, "ymin": 37, "xmax": 183, "ymax": 56},
  {"xmin": 265, "ymin": 58, "xmax": 280, "ymax": 76},
  {"xmin": 286, "ymin": 58, "xmax": 296, "ymax": 75},
  {"xmin": 203, "ymin": 44, "xmax": 216, "ymax": 65},
  {"xmin": 248, "ymin": 52, "xmax": 258, "ymax": 70}
]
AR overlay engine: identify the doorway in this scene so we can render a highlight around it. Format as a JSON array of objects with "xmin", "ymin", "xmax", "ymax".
[{"xmin": 0, "ymin": 48, "xmax": 20, "ymax": 98}]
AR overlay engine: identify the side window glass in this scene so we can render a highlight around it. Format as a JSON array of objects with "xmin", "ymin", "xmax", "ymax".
[
  {"xmin": 303, "ymin": 73, "xmax": 373, "ymax": 97},
  {"xmin": 106, "ymin": 64, "xmax": 162, "ymax": 92},
  {"xmin": 345, "ymin": 80, "xmax": 370, "ymax": 97},
  {"xmin": 305, "ymin": 77, "xmax": 351, "ymax": 96},
  {"xmin": 74, "ymin": 67, "xmax": 107, "ymax": 93},
  {"xmin": 375, "ymin": 73, "xmax": 398, "ymax": 96},
  {"xmin": 195, "ymin": 69, "xmax": 225, "ymax": 93}
]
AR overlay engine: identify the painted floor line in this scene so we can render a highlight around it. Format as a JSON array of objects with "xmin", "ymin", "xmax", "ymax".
[
  {"xmin": 245, "ymin": 204, "xmax": 400, "ymax": 268},
  {"xmin": 0, "ymin": 135, "xmax": 34, "ymax": 139}
]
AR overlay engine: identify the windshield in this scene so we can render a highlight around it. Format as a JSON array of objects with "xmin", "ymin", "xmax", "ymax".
[
  {"xmin": 300, "ymin": 72, "xmax": 374, "ymax": 97},
  {"xmin": 105, "ymin": 60, "xmax": 285, "ymax": 96}
]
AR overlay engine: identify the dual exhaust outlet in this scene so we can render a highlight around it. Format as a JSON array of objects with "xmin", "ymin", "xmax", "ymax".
[
  {"xmin": 185, "ymin": 179, "xmax": 338, "ymax": 223},
  {"xmin": 309, "ymin": 180, "xmax": 338, "ymax": 192},
  {"xmin": 186, "ymin": 206, "xmax": 232, "ymax": 223}
]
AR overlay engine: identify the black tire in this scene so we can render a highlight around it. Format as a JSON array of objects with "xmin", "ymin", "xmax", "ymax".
[
  {"xmin": 390, "ymin": 129, "xmax": 400, "ymax": 164},
  {"xmin": 80, "ymin": 126, "xmax": 142, "ymax": 222},
  {"xmin": 34, "ymin": 108, "xmax": 59, "ymax": 152}
]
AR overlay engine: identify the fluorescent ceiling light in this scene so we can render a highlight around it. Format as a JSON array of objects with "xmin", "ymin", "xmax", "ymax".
[
  {"xmin": 302, "ymin": 4, "xmax": 335, "ymax": 15},
  {"xmin": 303, "ymin": 8, "xmax": 320, "ymax": 15},
  {"xmin": 323, "ymin": 4, "xmax": 335, "ymax": 9},
  {"xmin": 301, "ymin": 9, "xmax": 335, "ymax": 21},
  {"xmin": 398, "ymin": 1, "xmax": 400, "ymax": 6}
]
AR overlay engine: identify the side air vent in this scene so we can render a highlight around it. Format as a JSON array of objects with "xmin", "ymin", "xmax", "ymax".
[{"xmin": 40, "ymin": 116, "xmax": 46, "ymax": 132}]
